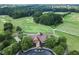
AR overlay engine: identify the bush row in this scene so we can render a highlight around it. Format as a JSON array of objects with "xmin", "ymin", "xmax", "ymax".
[
  {"xmin": 0, "ymin": 36, "xmax": 32, "ymax": 55},
  {"xmin": 45, "ymin": 36, "xmax": 67, "ymax": 55}
]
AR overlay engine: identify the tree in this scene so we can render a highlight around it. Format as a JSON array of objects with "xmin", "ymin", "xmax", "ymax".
[
  {"xmin": 0, "ymin": 34, "xmax": 5, "ymax": 42},
  {"xmin": 33, "ymin": 11, "xmax": 42, "ymax": 17},
  {"xmin": 4, "ymin": 22, "xmax": 13, "ymax": 34},
  {"xmin": 57, "ymin": 36, "xmax": 67, "ymax": 49},
  {"xmin": 0, "ymin": 42, "xmax": 5, "ymax": 51},
  {"xmin": 9, "ymin": 10, "xmax": 23, "ymax": 19},
  {"xmin": 0, "ymin": 34, "xmax": 15, "ymax": 51},
  {"xmin": 53, "ymin": 45, "xmax": 65, "ymax": 55},
  {"xmin": 0, "ymin": 33, "xmax": 13, "ymax": 42},
  {"xmin": 58, "ymin": 36, "xmax": 67, "ymax": 43},
  {"xmin": 69, "ymin": 8, "xmax": 76, "ymax": 12},
  {"xmin": 16, "ymin": 26, "xmax": 22, "ymax": 32},
  {"xmin": 39, "ymin": 13, "xmax": 53, "ymax": 25},
  {"xmin": 11, "ymin": 42, "xmax": 20, "ymax": 54},
  {"xmin": 2, "ymin": 42, "xmax": 20, "ymax": 55},
  {"xmin": 16, "ymin": 26, "xmax": 23, "ymax": 39},
  {"xmin": 45, "ymin": 36, "xmax": 57, "ymax": 48},
  {"xmin": 21, "ymin": 36, "xmax": 32, "ymax": 51},
  {"xmin": 3, "ymin": 39, "xmax": 10, "ymax": 47},
  {"xmin": 33, "ymin": 17, "xmax": 40, "ymax": 23},
  {"xmin": 33, "ymin": 13, "xmax": 63, "ymax": 26},
  {"xmin": 53, "ymin": 14, "xmax": 63, "ymax": 26},
  {"xmin": 1, "ymin": 45, "xmax": 13, "ymax": 55}
]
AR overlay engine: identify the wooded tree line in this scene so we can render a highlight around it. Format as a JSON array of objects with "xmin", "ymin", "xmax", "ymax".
[
  {"xmin": 0, "ymin": 5, "xmax": 52, "ymax": 19},
  {"xmin": 0, "ymin": 7, "xmax": 36, "ymax": 19},
  {"xmin": 0, "ymin": 5, "xmax": 79, "ymax": 19}
]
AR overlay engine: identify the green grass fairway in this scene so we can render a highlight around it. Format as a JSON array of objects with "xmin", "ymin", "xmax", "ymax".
[
  {"xmin": 56, "ymin": 13, "xmax": 79, "ymax": 36},
  {"xmin": 55, "ymin": 31, "xmax": 79, "ymax": 51},
  {"xmin": 55, "ymin": 12, "xmax": 79, "ymax": 51},
  {"xmin": 0, "ymin": 15, "xmax": 53, "ymax": 33}
]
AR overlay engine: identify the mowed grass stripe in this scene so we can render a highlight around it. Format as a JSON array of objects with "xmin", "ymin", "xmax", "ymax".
[
  {"xmin": 55, "ymin": 31, "xmax": 79, "ymax": 51},
  {"xmin": 56, "ymin": 12, "xmax": 79, "ymax": 36},
  {"xmin": 55, "ymin": 12, "xmax": 79, "ymax": 52}
]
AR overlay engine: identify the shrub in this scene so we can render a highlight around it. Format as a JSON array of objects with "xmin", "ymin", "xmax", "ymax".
[
  {"xmin": 58, "ymin": 36, "xmax": 67, "ymax": 43},
  {"xmin": 3, "ymin": 40, "xmax": 10, "ymax": 47},
  {"xmin": 4, "ymin": 22, "xmax": 13, "ymax": 33},
  {"xmin": 0, "ymin": 42, "xmax": 5, "ymax": 51},
  {"xmin": 11, "ymin": 42, "xmax": 20, "ymax": 54},
  {"xmin": 0, "ymin": 34, "xmax": 5, "ymax": 42},
  {"xmin": 45, "ymin": 36, "xmax": 57, "ymax": 48},
  {"xmin": 68, "ymin": 50, "xmax": 79, "ymax": 55},
  {"xmin": 0, "ymin": 39, "xmax": 11, "ymax": 51},
  {"xmin": 16, "ymin": 26, "xmax": 22, "ymax": 32},
  {"xmin": 57, "ymin": 36, "xmax": 67, "ymax": 49},
  {"xmin": 16, "ymin": 26, "xmax": 23, "ymax": 39},
  {"xmin": 2, "ymin": 42, "xmax": 20, "ymax": 55},
  {"xmin": 59, "ymin": 42, "xmax": 67, "ymax": 49},
  {"xmin": 21, "ymin": 36, "xmax": 32, "ymax": 51},
  {"xmin": 53, "ymin": 45, "xmax": 65, "ymax": 55},
  {"xmin": 2, "ymin": 44, "xmax": 13, "ymax": 55}
]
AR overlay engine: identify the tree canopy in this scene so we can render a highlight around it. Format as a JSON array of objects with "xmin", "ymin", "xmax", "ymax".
[{"xmin": 33, "ymin": 13, "xmax": 63, "ymax": 26}]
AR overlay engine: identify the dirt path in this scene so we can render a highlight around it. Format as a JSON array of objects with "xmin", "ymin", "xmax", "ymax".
[{"xmin": 14, "ymin": 36, "xmax": 21, "ymax": 43}]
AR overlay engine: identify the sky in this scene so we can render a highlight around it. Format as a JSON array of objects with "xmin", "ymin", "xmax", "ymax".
[{"xmin": 0, "ymin": 0, "xmax": 79, "ymax": 4}]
